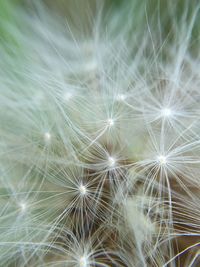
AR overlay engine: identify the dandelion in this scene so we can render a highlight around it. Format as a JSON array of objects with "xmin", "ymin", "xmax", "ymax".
[{"xmin": 0, "ymin": 0, "xmax": 200, "ymax": 266}]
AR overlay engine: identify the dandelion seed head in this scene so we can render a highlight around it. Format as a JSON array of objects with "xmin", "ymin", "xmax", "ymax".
[{"xmin": 1, "ymin": 1, "xmax": 199, "ymax": 266}]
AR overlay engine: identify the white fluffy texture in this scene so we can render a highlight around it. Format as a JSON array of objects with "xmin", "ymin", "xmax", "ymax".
[{"xmin": 0, "ymin": 1, "xmax": 200, "ymax": 266}]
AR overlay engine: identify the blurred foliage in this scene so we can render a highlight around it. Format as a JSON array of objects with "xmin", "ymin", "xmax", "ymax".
[
  {"xmin": 109, "ymin": 0, "xmax": 199, "ymax": 48},
  {"xmin": 0, "ymin": 0, "xmax": 23, "ymax": 53},
  {"xmin": 0, "ymin": 0, "xmax": 199, "ymax": 55}
]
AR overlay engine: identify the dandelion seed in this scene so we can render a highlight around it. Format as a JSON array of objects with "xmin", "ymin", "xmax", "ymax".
[
  {"xmin": 44, "ymin": 132, "xmax": 51, "ymax": 142},
  {"xmin": 108, "ymin": 156, "xmax": 116, "ymax": 167},
  {"xmin": 107, "ymin": 118, "xmax": 114, "ymax": 127},
  {"xmin": 116, "ymin": 94, "xmax": 126, "ymax": 101},
  {"xmin": 19, "ymin": 202, "xmax": 26, "ymax": 212},
  {"xmin": 63, "ymin": 92, "xmax": 73, "ymax": 101},
  {"xmin": 161, "ymin": 108, "xmax": 172, "ymax": 118},
  {"xmin": 79, "ymin": 184, "xmax": 87, "ymax": 196},
  {"xmin": 79, "ymin": 255, "xmax": 88, "ymax": 267},
  {"xmin": 157, "ymin": 155, "xmax": 167, "ymax": 165}
]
